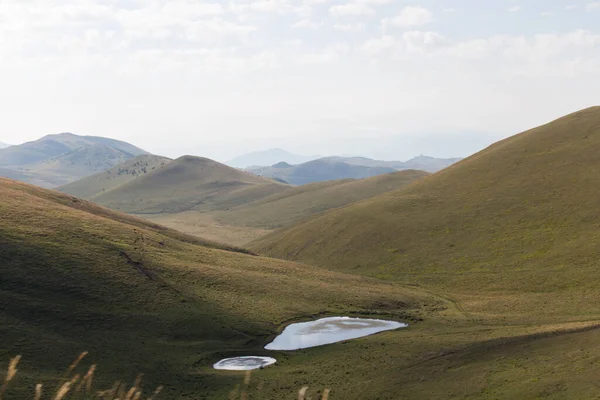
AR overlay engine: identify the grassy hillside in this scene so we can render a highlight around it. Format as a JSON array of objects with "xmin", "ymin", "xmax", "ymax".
[
  {"xmin": 91, "ymin": 156, "xmax": 289, "ymax": 214},
  {"xmin": 5, "ymin": 162, "xmax": 600, "ymax": 398},
  {"xmin": 60, "ymin": 154, "xmax": 172, "ymax": 199},
  {"xmin": 0, "ymin": 177, "xmax": 446, "ymax": 399},
  {"xmin": 252, "ymin": 106, "xmax": 600, "ymax": 323},
  {"xmin": 215, "ymin": 170, "xmax": 429, "ymax": 230}
]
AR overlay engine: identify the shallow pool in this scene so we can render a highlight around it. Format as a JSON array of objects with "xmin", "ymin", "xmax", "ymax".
[
  {"xmin": 265, "ymin": 316, "xmax": 407, "ymax": 350},
  {"xmin": 213, "ymin": 356, "xmax": 277, "ymax": 370}
]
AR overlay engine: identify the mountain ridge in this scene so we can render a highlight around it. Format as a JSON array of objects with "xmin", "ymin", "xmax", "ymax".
[{"xmin": 0, "ymin": 133, "xmax": 149, "ymax": 188}]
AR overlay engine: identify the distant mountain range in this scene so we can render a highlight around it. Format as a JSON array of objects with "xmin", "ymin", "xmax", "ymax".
[
  {"xmin": 1, "ymin": 134, "xmax": 460, "ymax": 189},
  {"xmin": 246, "ymin": 155, "xmax": 461, "ymax": 185},
  {"xmin": 0, "ymin": 142, "xmax": 11, "ymax": 149},
  {"xmin": 0, "ymin": 133, "xmax": 148, "ymax": 188},
  {"xmin": 322, "ymin": 155, "xmax": 462, "ymax": 173},
  {"xmin": 227, "ymin": 148, "xmax": 322, "ymax": 168}
]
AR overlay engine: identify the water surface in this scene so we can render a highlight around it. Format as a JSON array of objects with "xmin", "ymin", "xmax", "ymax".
[
  {"xmin": 213, "ymin": 356, "xmax": 277, "ymax": 370},
  {"xmin": 265, "ymin": 316, "xmax": 407, "ymax": 350}
]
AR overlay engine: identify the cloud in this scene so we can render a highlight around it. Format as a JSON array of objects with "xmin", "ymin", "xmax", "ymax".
[
  {"xmin": 329, "ymin": 3, "xmax": 375, "ymax": 17},
  {"xmin": 587, "ymin": 2, "xmax": 600, "ymax": 11},
  {"xmin": 333, "ymin": 23, "xmax": 366, "ymax": 32},
  {"xmin": 362, "ymin": 31, "xmax": 446, "ymax": 57},
  {"xmin": 292, "ymin": 19, "xmax": 321, "ymax": 29},
  {"xmin": 385, "ymin": 6, "xmax": 434, "ymax": 27},
  {"xmin": 508, "ymin": 6, "xmax": 522, "ymax": 12},
  {"xmin": 229, "ymin": 0, "xmax": 311, "ymax": 16}
]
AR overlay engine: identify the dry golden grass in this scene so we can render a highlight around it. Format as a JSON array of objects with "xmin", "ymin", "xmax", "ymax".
[{"xmin": 0, "ymin": 353, "xmax": 162, "ymax": 400}]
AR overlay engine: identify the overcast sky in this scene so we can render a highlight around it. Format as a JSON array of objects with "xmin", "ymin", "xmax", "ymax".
[{"xmin": 1, "ymin": 0, "xmax": 599, "ymax": 161}]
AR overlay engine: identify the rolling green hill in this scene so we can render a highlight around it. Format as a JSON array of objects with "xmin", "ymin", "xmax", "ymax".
[
  {"xmin": 0, "ymin": 177, "xmax": 443, "ymax": 399},
  {"xmin": 252, "ymin": 106, "xmax": 600, "ymax": 323},
  {"xmin": 59, "ymin": 154, "xmax": 172, "ymax": 199},
  {"xmin": 90, "ymin": 156, "xmax": 289, "ymax": 214},
  {"xmin": 215, "ymin": 170, "xmax": 430, "ymax": 230}
]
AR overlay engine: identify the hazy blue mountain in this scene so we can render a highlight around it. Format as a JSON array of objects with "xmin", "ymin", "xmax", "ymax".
[
  {"xmin": 320, "ymin": 155, "xmax": 461, "ymax": 173},
  {"xmin": 0, "ymin": 133, "xmax": 150, "ymax": 188},
  {"xmin": 0, "ymin": 132, "xmax": 147, "ymax": 167},
  {"xmin": 247, "ymin": 158, "xmax": 398, "ymax": 185},
  {"xmin": 227, "ymin": 148, "xmax": 321, "ymax": 168},
  {"xmin": 0, "ymin": 142, "xmax": 11, "ymax": 149}
]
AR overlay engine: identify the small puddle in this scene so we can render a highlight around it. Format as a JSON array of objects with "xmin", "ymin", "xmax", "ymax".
[
  {"xmin": 265, "ymin": 316, "xmax": 407, "ymax": 350},
  {"xmin": 213, "ymin": 356, "xmax": 277, "ymax": 371}
]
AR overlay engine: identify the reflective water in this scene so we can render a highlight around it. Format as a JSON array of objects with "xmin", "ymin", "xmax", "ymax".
[
  {"xmin": 213, "ymin": 356, "xmax": 277, "ymax": 370},
  {"xmin": 265, "ymin": 316, "xmax": 407, "ymax": 350}
]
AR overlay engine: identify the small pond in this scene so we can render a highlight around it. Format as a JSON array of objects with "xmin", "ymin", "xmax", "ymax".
[
  {"xmin": 213, "ymin": 356, "xmax": 277, "ymax": 371},
  {"xmin": 265, "ymin": 316, "xmax": 408, "ymax": 350}
]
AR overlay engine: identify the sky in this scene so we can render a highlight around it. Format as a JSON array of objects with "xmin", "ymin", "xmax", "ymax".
[{"xmin": 0, "ymin": 0, "xmax": 599, "ymax": 162}]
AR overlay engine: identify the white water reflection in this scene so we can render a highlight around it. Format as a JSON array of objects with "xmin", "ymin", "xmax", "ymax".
[
  {"xmin": 265, "ymin": 317, "xmax": 407, "ymax": 350},
  {"xmin": 213, "ymin": 356, "xmax": 277, "ymax": 370}
]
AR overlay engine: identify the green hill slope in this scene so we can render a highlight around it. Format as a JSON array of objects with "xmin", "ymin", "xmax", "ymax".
[
  {"xmin": 0, "ymin": 177, "xmax": 442, "ymax": 398},
  {"xmin": 251, "ymin": 106, "xmax": 600, "ymax": 323},
  {"xmin": 59, "ymin": 154, "xmax": 172, "ymax": 198},
  {"xmin": 90, "ymin": 156, "xmax": 289, "ymax": 214},
  {"xmin": 216, "ymin": 170, "xmax": 429, "ymax": 229}
]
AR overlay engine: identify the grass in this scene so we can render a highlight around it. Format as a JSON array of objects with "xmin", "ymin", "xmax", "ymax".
[
  {"xmin": 59, "ymin": 155, "xmax": 172, "ymax": 199},
  {"xmin": 89, "ymin": 156, "xmax": 288, "ymax": 214},
  {"xmin": 0, "ymin": 177, "xmax": 446, "ymax": 399},
  {"xmin": 9, "ymin": 107, "xmax": 600, "ymax": 398},
  {"xmin": 251, "ymin": 106, "xmax": 600, "ymax": 323},
  {"xmin": 214, "ymin": 170, "xmax": 429, "ymax": 230},
  {"xmin": 0, "ymin": 353, "xmax": 163, "ymax": 400},
  {"xmin": 143, "ymin": 170, "xmax": 428, "ymax": 246}
]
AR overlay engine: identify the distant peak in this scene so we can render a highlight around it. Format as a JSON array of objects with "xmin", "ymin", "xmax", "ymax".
[{"xmin": 271, "ymin": 161, "xmax": 293, "ymax": 168}]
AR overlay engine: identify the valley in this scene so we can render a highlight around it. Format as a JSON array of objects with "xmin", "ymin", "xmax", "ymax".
[{"xmin": 3, "ymin": 108, "xmax": 600, "ymax": 399}]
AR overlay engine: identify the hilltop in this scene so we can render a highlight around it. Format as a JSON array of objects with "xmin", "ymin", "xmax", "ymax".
[
  {"xmin": 0, "ymin": 177, "xmax": 443, "ymax": 399},
  {"xmin": 0, "ymin": 133, "xmax": 148, "ymax": 188},
  {"xmin": 215, "ymin": 169, "xmax": 429, "ymax": 230},
  {"xmin": 60, "ymin": 154, "xmax": 172, "ymax": 199},
  {"xmin": 252, "ymin": 106, "xmax": 600, "ymax": 324},
  {"xmin": 90, "ymin": 155, "xmax": 289, "ymax": 214}
]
